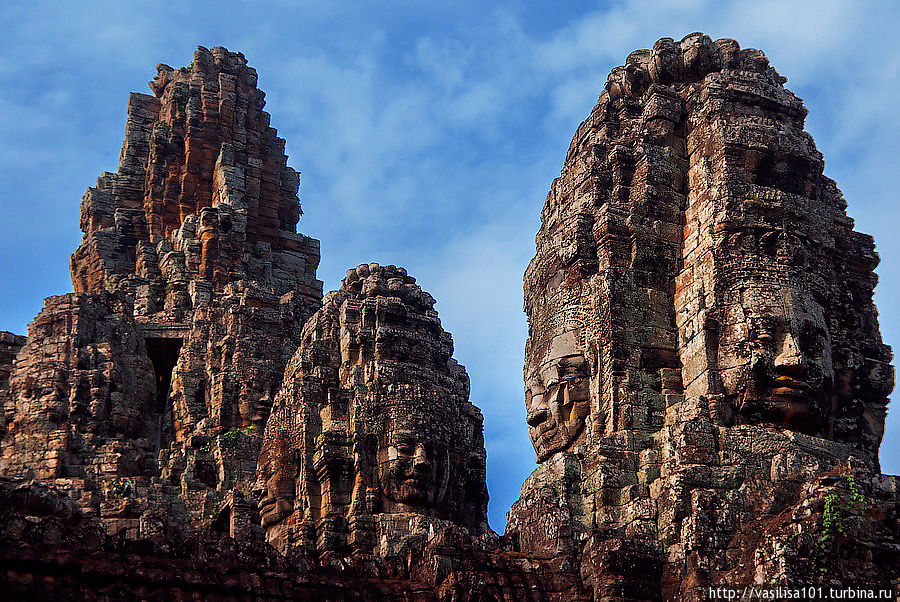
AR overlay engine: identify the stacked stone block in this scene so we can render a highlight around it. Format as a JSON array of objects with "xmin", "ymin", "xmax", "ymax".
[
  {"xmin": 1, "ymin": 47, "xmax": 322, "ymax": 541},
  {"xmin": 509, "ymin": 33, "xmax": 898, "ymax": 600}
]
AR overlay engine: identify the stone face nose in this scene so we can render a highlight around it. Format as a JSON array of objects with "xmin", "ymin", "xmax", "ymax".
[
  {"xmin": 553, "ymin": 380, "xmax": 569, "ymax": 405},
  {"xmin": 412, "ymin": 444, "xmax": 431, "ymax": 471},
  {"xmin": 250, "ymin": 471, "xmax": 268, "ymax": 502},
  {"xmin": 526, "ymin": 382, "xmax": 550, "ymax": 427},
  {"xmin": 527, "ymin": 405, "xmax": 549, "ymax": 427},
  {"xmin": 774, "ymin": 331, "xmax": 807, "ymax": 377}
]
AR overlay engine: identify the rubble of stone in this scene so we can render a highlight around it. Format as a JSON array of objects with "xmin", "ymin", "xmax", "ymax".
[
  {"xmin": 0, "ymin": 476, "xmax": 368, "ymax": 599},
  {"xmin": 1, "ymin": 36, "xmax": 898, "ymax": 600},
  {"xmin": 0, "ymin": 46, "xmax": 323, "ymax": 540},
  {"xmin": 508, "ymin": 32, "xmax": 898, "ymax": 600}
]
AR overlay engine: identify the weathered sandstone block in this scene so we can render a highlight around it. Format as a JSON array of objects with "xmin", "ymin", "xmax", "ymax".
[{"xmin": 509, "ymin": 32, "xmax": 898, "ymax": 600}]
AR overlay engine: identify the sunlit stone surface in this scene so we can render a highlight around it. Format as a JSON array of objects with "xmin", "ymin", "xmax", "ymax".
[
  {"xmin": 508, "ymin": 32, "xmax": 898, "ymax": 600},
  {"xmin": 0, "ymin": 37, "xmax": 897, "ymax": 600}
]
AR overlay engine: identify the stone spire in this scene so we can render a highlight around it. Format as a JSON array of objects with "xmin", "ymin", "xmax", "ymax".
[
  {"xmin": 71, "ymin": 46, "xmax": 321, "ymax": 309},
  {"xmin": 1, "ymin": 48, "xmax": 323, "ymax": 540},
  {"xmin": 509, "ymin": 33, "xmax": 897, "ymax": 599}
]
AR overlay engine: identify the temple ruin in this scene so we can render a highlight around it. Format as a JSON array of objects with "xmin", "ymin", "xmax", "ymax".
[{"xmin": 0, "ymin": 37, "xmax": 897, "ymax": 600}]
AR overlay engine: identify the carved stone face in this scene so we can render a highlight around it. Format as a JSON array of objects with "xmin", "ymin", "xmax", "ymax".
[
  {"xmin": 525, "ymin": 330, "xmax": 591, "ymax": 462},
  {"xmin": 255, "ymin": 428, "xmax": 297, "ymax": 531},
  {"xmin": 718, "ymin": 287, "xmax": 834, "ymax": 432},
  {"xmin": 377, "ymin": 412, "xmax": 449, "ymax": 511}
]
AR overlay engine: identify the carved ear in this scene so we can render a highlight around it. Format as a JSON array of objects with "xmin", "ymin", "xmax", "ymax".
[
  {"xmin": 702, "ymin": 310, "xmax": 722, "ymax": 394},
  {"xmin": 462, "ymin": 451, "xmax": 488, "ymax": 527},
  {"xmin": 588, "ymin": 341, "xmax": 601, "ymax": 376},
  {"xmin": 363, "ymin": 433, "xmax": 382, "ymax": 513}
]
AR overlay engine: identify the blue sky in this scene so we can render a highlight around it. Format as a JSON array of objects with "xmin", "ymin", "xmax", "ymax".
[{"xmin": 1, "ymin": 1, "xmax": 898, "ymax": 531}]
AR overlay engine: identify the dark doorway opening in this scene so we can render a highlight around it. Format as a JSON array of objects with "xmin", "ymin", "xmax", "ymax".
[
  {"xmin": 145, "ymin": 337, "xmax": 183, "ymax": 466},
  {"xmin": 211, "ymin": 506, "xmax": 231, "ymax": 536}
]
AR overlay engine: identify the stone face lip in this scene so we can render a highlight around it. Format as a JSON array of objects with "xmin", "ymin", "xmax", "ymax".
[
  {"xmin": 508, "ymin": 31, "xmax": 898, "ymax": 600},
  {"xmin": 256, "ymin": 262, "xmax": 490, "ymax": 558},
  {"xmin": 1, "ymin": 46, "xmax": 323, "ymax": 542}
]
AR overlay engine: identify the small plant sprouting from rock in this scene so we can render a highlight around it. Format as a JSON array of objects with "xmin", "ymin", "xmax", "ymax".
[
  {"xmin": 775, "ymin": 476, "xmax": 870, "ymax": 575},
  {"xmin": 222, "ymin": 428, "xmax": 241, "ymax": 447},
  {"xmin": 206, "ymin": 491, "xmax": 222, "ymax": 519},
  {"xmin": 219, "ymin": 426, "xmax": 257, "ymax": 491},
  {"xmin": 847, "ymin": 475, "xmax": 867, "ymax": 510},
  {"xmin": 813, "ymin": 475, "xmax": 868, "ymax": 575},
  {"xmin": 775, "ymin": 476, "xmax": 869, "ymax": 579},
  {"xmin": 222, "ymin": 425, "xmax": 254, "ymax": 448},
  {"xmin": 111, "ymin": 477, "xmax": 133, "ymax": 498}
]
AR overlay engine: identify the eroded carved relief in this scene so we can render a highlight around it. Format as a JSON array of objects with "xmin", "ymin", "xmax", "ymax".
[
  {"xmin": 717, "ymin": 286, "xmax": 834, "ymax": 434},
  {"xmin": 256, "ymin": 264, "xmax": 488, "ymax": 556},
  {"xmin": 256, "ymin": 424, "xmax": 299, "ymax": 532},
  {"xmin": 526, "ymin": 330, "xmax": 591, "ymax": 462},
  {"xmin": 376, "ymin": 405, "xmax": 451, "ymax": 511},
  {"xmin": 509, "ymin": 32, "xmax": 897, "ymax": 600}
]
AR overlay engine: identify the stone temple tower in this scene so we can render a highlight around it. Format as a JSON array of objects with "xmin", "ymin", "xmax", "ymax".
[
  {"xmin": 1, "ymin": 46, "xmax": 323, "ymax": 538},
  {"xmin": 507, "ymin": 33, "xmax": 898, "ymax": 600},
  {"xmin": 0, "ymin": 37, "xmax": 897, "ymax": 601},
  {"xmin": 256, "ymin": 263, "xmax": 488, "ymax": 558}
]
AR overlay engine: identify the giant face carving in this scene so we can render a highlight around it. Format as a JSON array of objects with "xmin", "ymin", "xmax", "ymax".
[
  {"xmin": 256, "ymin": 432, "xmax": 297, "ymax": 530},
  {"xmin": 256, "ymin": 264, "xmax": 489, "ymax": 553},
  {"xmin": 718, "ymin": 287, "xmax": 834, "ymax": 433},
  {"xmin": 525, "ymin": 330, "xmax": 591, "ymax": 462},
  {"xmin": 376, "ymin": 408, "xmax": 450, "ymax": 511},
  {"xmin": 254, "ymin": 397, "xmax": 308, "ymax": 548}
]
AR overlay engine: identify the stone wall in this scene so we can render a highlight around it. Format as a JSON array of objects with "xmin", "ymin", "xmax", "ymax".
[
  {"xmin": 509, "ymin": 33, "xmax": 898, "ymax": 600},
  {"xmin": 0, "ymin": 477, "xmax": 586, "ymax": 601}
]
